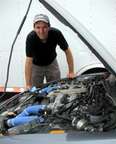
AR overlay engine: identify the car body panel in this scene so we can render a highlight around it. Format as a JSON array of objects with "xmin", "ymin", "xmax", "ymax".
[{"xmin": 1, "ymin": 132, "xmax": 116, "ymax": 144}]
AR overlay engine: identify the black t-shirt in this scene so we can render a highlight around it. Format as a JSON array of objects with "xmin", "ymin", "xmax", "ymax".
[{"xmin": 26, "ymin": 27, "xmax": 69, "ymax": 66}]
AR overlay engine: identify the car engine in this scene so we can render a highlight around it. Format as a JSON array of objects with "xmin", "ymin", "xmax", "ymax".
[
  {"xmin": 0, "ymin": 72, "xmax": 116, "ymax": 135},
  {"xmin": 43, "ymin": 73, "xmax": 116, "ymax": 133}
]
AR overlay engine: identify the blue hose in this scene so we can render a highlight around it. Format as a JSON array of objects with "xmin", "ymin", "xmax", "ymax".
[{"xmin": 7, "ymin": 105, "xmax": 45, "ymax": 127}]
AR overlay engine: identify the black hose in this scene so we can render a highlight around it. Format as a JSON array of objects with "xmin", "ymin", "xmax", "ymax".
[{"xmin": 0, "ymin": 0, "xmax": 33, "ymax": 101}]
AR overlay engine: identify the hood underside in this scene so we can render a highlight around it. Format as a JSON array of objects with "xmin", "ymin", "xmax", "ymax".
[{"xmin": 39, "ymin": 0, "xmax": 116, "ymax": 76}]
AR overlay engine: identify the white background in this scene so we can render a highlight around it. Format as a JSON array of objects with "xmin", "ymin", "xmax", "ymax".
[{"xmin": 0, "ymin": 0, "xmax": 116, "ymax": 87}]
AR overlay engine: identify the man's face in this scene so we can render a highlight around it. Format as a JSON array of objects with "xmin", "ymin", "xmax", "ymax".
[{"xmin": 34, "ymin": 21, "xmax": 49, "ymax": 41}]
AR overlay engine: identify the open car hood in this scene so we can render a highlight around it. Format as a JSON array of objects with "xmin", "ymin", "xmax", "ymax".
[{"xmin": 39, "ymin": 0, "xmax": 116, "ymax": 76}]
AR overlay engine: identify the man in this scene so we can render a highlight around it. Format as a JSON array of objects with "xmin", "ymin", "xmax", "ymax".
[{"xmin": 25, "ymin": 14, "xmax": 75, "ymax": 89}]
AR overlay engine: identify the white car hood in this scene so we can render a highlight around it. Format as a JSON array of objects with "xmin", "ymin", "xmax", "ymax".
[{"xmin": 39, "ymin": 0, "xmax": 116, "ymax": 76}]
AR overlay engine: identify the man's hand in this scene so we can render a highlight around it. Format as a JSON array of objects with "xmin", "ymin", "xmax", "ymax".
[
  {"xmin": 25, "ymin": 85, "xmax": 32, "ymax": 91},
  {"xmin": 67, "ymin": 72, "xmax": 76, "ymax": 79}
]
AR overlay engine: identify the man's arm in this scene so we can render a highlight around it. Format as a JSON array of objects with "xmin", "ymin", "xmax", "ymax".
[
  {"xmin": 64, "ymin": 48, "xmax": 75, "ymax": 78},
  {"xmin": 25, "ymin": 57, "xmax": 33, "ymax": 89}
]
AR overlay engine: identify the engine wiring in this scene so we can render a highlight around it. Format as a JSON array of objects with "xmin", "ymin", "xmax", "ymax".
[{"xmin": 1, "ymin": 73, "xmax": 116, "ymax": 135}]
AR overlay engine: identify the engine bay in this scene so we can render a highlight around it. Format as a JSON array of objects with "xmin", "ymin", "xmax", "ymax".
[{"xmin": 0, "ymin": 72, "xmax": 116, "ymax": 135}]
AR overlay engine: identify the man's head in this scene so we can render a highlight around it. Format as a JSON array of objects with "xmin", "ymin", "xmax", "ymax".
[{"xmin": 33, "ymin": 14, "xmax": 50, "ymax": 41}]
